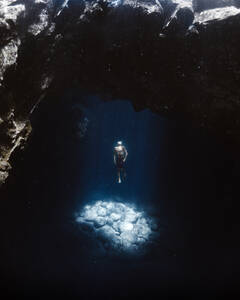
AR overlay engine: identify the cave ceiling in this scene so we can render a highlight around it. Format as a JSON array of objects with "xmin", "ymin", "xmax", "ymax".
[{"xmin": 0, "ymin": 0, "xmax": 240, "ymax": 184}]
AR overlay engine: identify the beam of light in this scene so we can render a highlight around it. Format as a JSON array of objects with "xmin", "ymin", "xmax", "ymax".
[{"xmin": 76, "ymin": 200, "xmax": 157, "ymax": 252}]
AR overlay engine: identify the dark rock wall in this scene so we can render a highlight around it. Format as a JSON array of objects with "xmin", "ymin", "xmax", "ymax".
[{"xmin": 0, "ymin": 0, "xmax": 240, "ymax": 184}]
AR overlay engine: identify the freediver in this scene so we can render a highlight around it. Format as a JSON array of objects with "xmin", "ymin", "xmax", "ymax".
[{"xmin": 114, "ymin": 141, "xmax": 128, "ymax": 183}]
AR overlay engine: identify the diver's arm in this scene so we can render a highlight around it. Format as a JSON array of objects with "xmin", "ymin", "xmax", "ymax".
[
  {"xmin": 114, "ymin": 153, "xmax": 116, "ymax": 165},
  {"xmin": 124, "ymin": 147, "xmax": 128, "ymax": 162}
]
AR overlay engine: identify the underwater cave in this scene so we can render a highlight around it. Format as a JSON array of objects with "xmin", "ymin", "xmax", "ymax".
[
  {"xmin": 1, "ymin": 0, "xmax": 240, "ymax": 298},
  {"xmin": 1, "ymin": 89, "xmax": 239, "ymax": 298}
]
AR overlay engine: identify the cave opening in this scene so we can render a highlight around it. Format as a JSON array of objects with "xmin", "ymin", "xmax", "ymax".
[{"xmin": 0, "ymin": 89, "xmax": 239, "ymax": 297}]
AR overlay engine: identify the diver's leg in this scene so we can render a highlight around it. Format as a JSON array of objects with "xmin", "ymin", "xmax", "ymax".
[
  {"xmin": 120, "ymin": 168, "xmax": 126, "ymax": 183},
  {"xmin": 117, "ymin": 169, "xmax": 121, "ymax": 183}
]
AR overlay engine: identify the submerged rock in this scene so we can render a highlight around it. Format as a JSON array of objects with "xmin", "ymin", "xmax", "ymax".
[{"xmin": 76, "ymin": 200, "xmax": 157, "ymax": 253}]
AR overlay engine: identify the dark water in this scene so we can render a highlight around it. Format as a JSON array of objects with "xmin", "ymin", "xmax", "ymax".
[{"xmin": 1, "ymin": 91, "xmax": 239, "ymax": 298}]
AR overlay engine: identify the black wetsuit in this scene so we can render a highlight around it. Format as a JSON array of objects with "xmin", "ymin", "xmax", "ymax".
[
  {"xmin": 114, "ymin": 146, "xmax": 127, "ymax": 170},
  {"xmin": 116, "ymin": 153, "xmax": 125, "ymax": 169}
]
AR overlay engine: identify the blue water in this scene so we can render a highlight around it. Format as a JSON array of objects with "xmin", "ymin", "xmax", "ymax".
[
  {"xmin": 0, "ymin": 90, "xmax": 238, "ymax": 298},
  {"xmin": 73, "ymin": 96, "xmax": 166, "ymax": 207}
]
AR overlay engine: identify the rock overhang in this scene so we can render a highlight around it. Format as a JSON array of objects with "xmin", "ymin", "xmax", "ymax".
[{"xmin": 0, "ymin": 0, "xmax": 240, "ymax": 185}]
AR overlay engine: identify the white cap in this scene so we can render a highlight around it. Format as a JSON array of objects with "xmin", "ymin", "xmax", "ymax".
[{"xmin": 117, "ymin": 141, "xmax": 122, "ymax": 145}]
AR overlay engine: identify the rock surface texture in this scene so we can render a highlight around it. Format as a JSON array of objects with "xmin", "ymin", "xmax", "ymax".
[
  {"xmin": 0, "ymin": 0, "xmax": 240, "ymax": 184},
  {"xmin": 76, "ymin": 200, "xmax": 158, "ymax": 253}
]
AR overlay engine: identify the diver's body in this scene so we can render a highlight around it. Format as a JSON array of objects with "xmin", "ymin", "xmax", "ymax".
[{"xmin": 114, "ymin": 141, "xmax": 128, "ymax": 183}]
